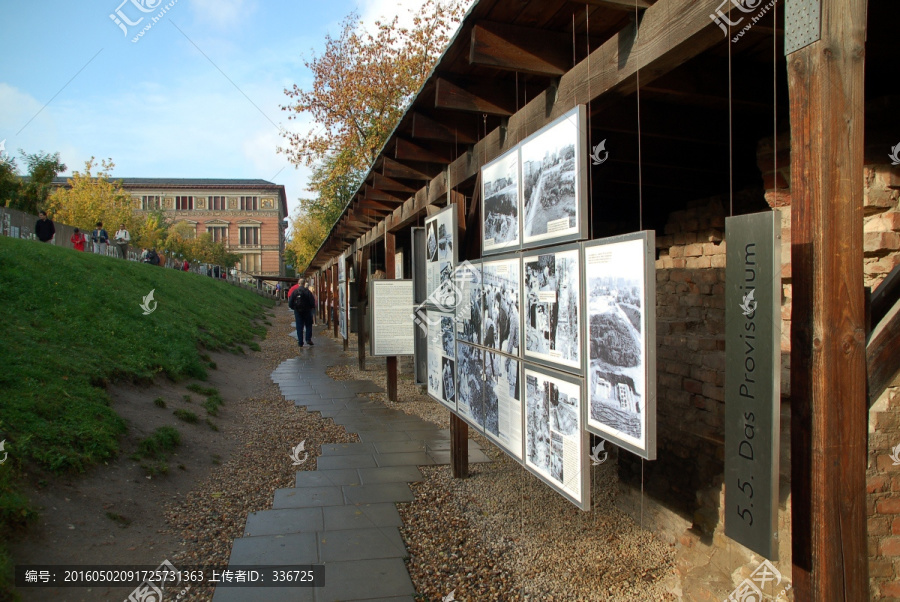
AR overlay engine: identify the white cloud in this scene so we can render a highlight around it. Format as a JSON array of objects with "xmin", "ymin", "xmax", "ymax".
[
  {"xmin": 356, "ymin": 0, "xmax": 431, "ymax": 29},
  {"xmin": 188, "ymin": 0, "xmax": 256, "ymax": 29}
]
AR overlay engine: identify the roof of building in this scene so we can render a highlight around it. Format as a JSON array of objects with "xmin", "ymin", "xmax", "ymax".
[{"xmin": 50, "ymin": 177, "xmax": 282, "ymax": 188}]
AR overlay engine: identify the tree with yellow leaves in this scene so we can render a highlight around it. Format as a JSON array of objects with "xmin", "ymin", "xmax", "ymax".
[{"xmin": 47, "ymin": 158, "xmax": 136, "ymax": 235}]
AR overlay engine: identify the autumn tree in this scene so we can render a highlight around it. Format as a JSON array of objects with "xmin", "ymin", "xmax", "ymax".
[
  {"xmin": 284, "ymin": 207, "xmax": 329, "ymax": 273},
  {"xmin": 279, "ymin": 0, "xmax": 468, "ymax": 270},
  {"xmin": 0, "ymin": 151, "xmax": 66, "ymax": 214},
  {"xmin": 47, "ymin": 158, "xmax": 135, "ymax": 233}
]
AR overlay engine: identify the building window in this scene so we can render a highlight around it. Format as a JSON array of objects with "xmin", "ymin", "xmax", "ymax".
[
  {"xmin": 208, "ymin": 226, "xmax": 228, "ymax": 243},
  {"xmin": 239, "ymin": 226, "xmax": 260, "ymax": 246},
  {"xmin": 209, "ymin": 196, "xmax": 226, "ymax": 211},
  {"xmin": 175, "ymin": 196, "xmax": 194, "ymax": 211},
  {"xmin": 142, "ymin": 195, "xmax": 161, "ymax": 210},
  {"xmin": 240, "ymin": 253, "xmax": 261, "ymax": 273},
  {"xmin": 240, "ymin": 196, "xmax": 258, "ymax": 211}
]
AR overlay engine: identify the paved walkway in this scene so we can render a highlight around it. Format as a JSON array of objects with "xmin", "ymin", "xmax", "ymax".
[{"xmin": 213, "ymin": 328, "xmax": 489, "ymax": 602}]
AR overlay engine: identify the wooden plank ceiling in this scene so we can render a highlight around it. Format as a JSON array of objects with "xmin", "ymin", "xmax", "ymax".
[{"xmin": 308, "ymin": 0, "xmax": 783, "ymax": 271}]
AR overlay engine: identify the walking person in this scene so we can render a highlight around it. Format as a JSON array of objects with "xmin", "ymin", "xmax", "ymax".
[
  {"xmin": 113, "ymin": 224, "xmax": 131, "ymax": 259},
  {"xmin": 70, "ymin": 227, "xmax": 86, "ymax": 251},
  {"xmin": 91, "ymin": 222, "xmax": 109, "ymax": 255},
  {"xmin": 288, "ymin": 278, "xmax": 317, "ymax": 348},
  {"xmin": 35, "ymin": 211, "xmax": 55, "ymax": 243}
]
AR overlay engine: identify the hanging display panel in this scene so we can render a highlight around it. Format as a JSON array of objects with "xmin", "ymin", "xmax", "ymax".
[
  {"xmin": 583, "ymin": 231, "xmax": 657, "ymax": 460},
  {"xmin": 455, "ymin": 261, "xmax": 482, "ymax": 345},
  {"xmin": 426, "ymin": 308, "xmax": 456, "ymax": 411},
  {"xmin": 369, "ymin": 280, "xmax": 415, "ymax": 357},
  {"xmin": 520, "ymin": 105, "xmax": 588, "ymax": 248},
  {"xmin": 483, "ymin": 350, "xmax": 524, "ymax": 462},
  {"xmin": 424, "ymin": 205, "xmax": 458, "ymax": 308},
  {"xmin": 524, "ymin": 363, "xmax": 589, "ymax": 510},
  {"xmin": 522, "ymin": 244, "xmax": 583, "ymax": 374},
  {"xmin": 338, "ymin": 253, "xmax": 347, "ymax": 283},
  {"xmin": 338, "ymin": 281, "xmax": 347, "ymax": 340},
  {"xmin": 481, "ymin": 254, "xmax": 521, "ymax": 358},
  {"xmin": 481, "ymin": 147, "xmax": 520, "ymax": 255},
  {"xmin": 455, "ymin": 341, "xmax": 485, "ymax": 431}
]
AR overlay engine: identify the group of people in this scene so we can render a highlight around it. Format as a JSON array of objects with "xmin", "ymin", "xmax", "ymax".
[
  {"xmin": 35, "ymin": 212, "xmax": 131, "ymax": 258},
  {"xmin": 288, "ymin": 278, "xmax": 317, "ymax": 348}
]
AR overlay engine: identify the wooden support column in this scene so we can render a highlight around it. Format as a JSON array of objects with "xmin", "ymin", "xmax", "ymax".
[
  {"xmin": 384, "ymin": 232, "xmax": 398, "ymax": 402},
  {"xmin": 357, "ymin": 248, "xmax": 370, "ymax": 371},
  {"xmin": 788, "ymin": 0, "xmax": 867, "ymax": 599},
  {"xmin": 449, "ymin": 189, "xmax": 468, "ymax": 479},
  {"xmin": 332, "ymin": 265, "xmax": 338, "ymax": 338}
]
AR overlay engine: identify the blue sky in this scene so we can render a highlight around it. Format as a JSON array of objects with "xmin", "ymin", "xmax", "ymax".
[{"xmin": 0, "ymin": 0, "xmax": 434, "ymax": 219}]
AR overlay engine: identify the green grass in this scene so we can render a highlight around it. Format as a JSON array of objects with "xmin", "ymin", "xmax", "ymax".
[
  {"xmin": 182, "ymin": 394, "xmax": 193, "ymax": 404},
  {"xmin": 202, "ymin": 393, "xmax": 224, "ymax": 416},
  {"xmin": 131, "ymin": 426, "xmax": 181, "ymax": 461},
  {"xmin": 153, "ymin": 397, "xmax": 167, "ymax": 408},
  {"xmin": 186, "ymin": 384, "xmax": 218, "ymax": 396},
  {"xmin": 173, "ymin": 409, "xmax": 198, "ymax": 424},
  {"xmin": 205, "ymin": 418, "xmax": 219, "ymax": 432},
  {"xmin": 0, "ymin": 237, "xmax": 272, "ymax": 597}
]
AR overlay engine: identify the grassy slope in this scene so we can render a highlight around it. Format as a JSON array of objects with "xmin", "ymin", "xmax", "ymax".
[{"xmin": 0, "ymin": 236, "xmax": 273, "ymax": 594}]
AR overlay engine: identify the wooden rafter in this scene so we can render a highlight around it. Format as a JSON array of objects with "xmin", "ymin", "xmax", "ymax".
[
  {"xmin": 382, "ymin": 157, "xmax": 438, "ymax": 181},
  {"xmin": 395, "ymin": 138, "xmax": 454, "ymax": 164},
  {"xmin": 469, "ymin": 21, "xmax": 571, "ymax": 76},
  {"xmin": 410, "ymin": 111, "xmax": 478, "ymax": 144},
  {"xmin": 434, "ymin": 78, "xmax": 516, "ymax": 116}
]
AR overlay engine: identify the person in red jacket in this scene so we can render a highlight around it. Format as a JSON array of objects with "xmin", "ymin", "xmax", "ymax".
[
  {"xmin": 70, "ymin": 228, "xmax": 86, "ymax": 251},
  {"xmin": 182, "ymin": 259, "xmax": 189, "ymax": 271}
]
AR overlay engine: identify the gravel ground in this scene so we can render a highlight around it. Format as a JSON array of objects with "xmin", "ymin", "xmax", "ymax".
[
  {"xmin": 329, "ymin": 332, "xmax": 677, "ymax": 602},
  {"xmin": 162, "ymin": 310, "xmax": 356, "ymax": 601}
]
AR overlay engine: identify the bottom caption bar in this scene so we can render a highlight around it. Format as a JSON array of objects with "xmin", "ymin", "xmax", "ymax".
[{"xmin": 16, "ymin": 564, "xmax": 325, "ymax": 587}]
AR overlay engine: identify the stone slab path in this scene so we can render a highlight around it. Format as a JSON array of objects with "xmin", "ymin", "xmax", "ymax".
[{"xmin": 213, "ymin": 329, "xmax": 489, "ymax": 601}]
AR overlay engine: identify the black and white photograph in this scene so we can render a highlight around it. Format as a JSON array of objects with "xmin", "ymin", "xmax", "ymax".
[
  {"xmin": 523, "ymin": 246, "xmax": 581, "ymax": 373},
  {"xmin": 584, "ymin": 232, "xmax": 656, "ymax": 459},
  {"xmin": 483, "ymin": 350, "xmax": 523, "ymax": 460},
  {"xmin": 424, "ymin": 207, "xmax": 457, "ymax": 306},
  {"xmin": 338, "ymin": 253, "xmax": 347, "ymax": 282},
  {"xmin": 520, "ymin": 106, "xmax": 586, "ymax": 247},
  {"xmin": 482, "ymin": 148, "xmax": 520, "ymax": 254},
  {"xmin": 456, "ymin": 261, "xmax": 482, "ymax": 344},
  {"xmin": 481, "ymin": 256, "xmax": 520, "ymax": 357},
  {"xmin": 427, "ymin": 308, "xmax": 456, "ymax": 410},
  {"xmin": 524, "ymin": 365, "xmax": 586, "ymax": 507},
  {"xmin": 456, "ymin": 342, "xmax": 484, "ymax": 430}
]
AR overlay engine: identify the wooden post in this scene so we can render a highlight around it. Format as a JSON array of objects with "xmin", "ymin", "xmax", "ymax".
[
  {"xmin": 332, "ymin": 265, "xmax": 338, "ymax": 338},
  {"xmin": 357, "ymin": 248, "xmax": 369, "ymax": 371},
  {"xmin": 788, "ymin": 0, "xmax": 867, "ymax": 598},
  {"xmin": 385, "ymin": 231, "xmax": 398, "ymax": 402},
  {"xmin": 449, "ymin": 190, "xmax": 469, "ymax": 479}
]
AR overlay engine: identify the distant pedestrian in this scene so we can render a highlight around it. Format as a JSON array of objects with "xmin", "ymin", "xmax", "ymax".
[
  {"xmin": 70, "ymin": 228, "xmax": 86, "ymax": 251},
  {"xmin": 91, "ymin": 222, "xmax": 109, "ymax": 255},
  {"xmin": 182, "ymin": 259, "xmax": 189, "ymax": 271},
  {"xmin": 113, "ymin": 224, "xmax": 131, "ymax": 259},
  {"xmin": 140, "ymin": 248, "xmax": 149, "ymax": 262},
  {"xmin": 288, "ymin": 278, "xmax": 317, "ymax": 348},
  {"xmin": 35, "ymin": 211, "xmax": 55, "ymax": 243}
]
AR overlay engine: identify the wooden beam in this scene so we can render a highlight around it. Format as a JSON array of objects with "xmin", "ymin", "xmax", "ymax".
[
  {"xmin": 331, "ymin": 265, "xmax": 338, "ymax": 339},
  {"xmin": 411, "ymin": 111, "xmax": 478, "ymax": 144},
  {"xmin": 384, "ymin": 231, "xmax": 398, "ymax": 402},
  {"xmin": 382, "ymin": 157, "xmax": 438, "ymax": 181},
  {"xmin": 469, "ymin": 21, "xmax": 571, "ymax": 76},
  {"xmin": 434, "ymin": 78, "xmax": 516, "ymax": 116},
  {"xmin": 395, "ymin": 138, "xmax": 453, "ymax": 164},
  {"xmin": 359, "ymin": 199, "xmax": 396, "ymax": 214},
  {"xmin": 356, "ymin": 247, "xmax": 369, "ymax": 371},
  {"xmin": 788, "ymin": 0, "xmax": 867, "ymax": 598},
  {"xmin": 373, "ymin": 172, "xmax": 417, "ymax": 193},
  {"xmin": 583, "ymin": 0, "xmax": 652, "ymax": 9},
  {"xmin": 867, "ymin": 299, "xmax": 900, "ymax": 406},
  {"xmin": 364, "ymin": 185, "xmax": 404, "ymax": 203}
]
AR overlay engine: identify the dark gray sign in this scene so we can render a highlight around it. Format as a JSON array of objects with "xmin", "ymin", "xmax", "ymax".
[{"xmin": 724, "ymin": 210, "xmax": 781, "ymax": 560}]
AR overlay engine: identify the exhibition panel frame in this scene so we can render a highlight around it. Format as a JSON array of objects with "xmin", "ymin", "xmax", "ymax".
[
  {"xmin": 481, "ymin": 252, "xmax": 522, "ymax": 358},
  {"xmin": 523, "ymin": 363, "xmax": 590, "ymax": 510},
  {"xmin": 519, "ymin": 105, "xmax": 589, "ymax": 249},
  {"xmin": 582, "ymin": 231, "xmax": 657, "ymax": 460},
  {"xmin": 368, "ymin": 279, "xmax": 415, "ymax": 357},
  {"xmin": 426, "ymin": 308, "xmax": 457, "ymax": 412},
  {"xmin": 481, "ymin": 146, "xmax": 521, "ymax": 256},
  {"xmin": 521, "ymin": 242, "xmax": 584, "ymax": 375},
  {"xmin": 423, "ymin": 205, "xmax": 458, "ymax": 309}
]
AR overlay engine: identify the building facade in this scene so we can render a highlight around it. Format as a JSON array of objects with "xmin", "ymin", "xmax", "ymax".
[{"xmin": 122, "ymin": 178, "xmax": 287, "ymax": 276}]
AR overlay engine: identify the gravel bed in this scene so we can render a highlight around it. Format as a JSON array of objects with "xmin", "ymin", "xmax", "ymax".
[
  {"xmin": 162, "ymin": 311, "xmax": 356, "ymax": 601},
  {"xmin": 329, "ymin": 331, "xmax": 677, "ymax": 601}
]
